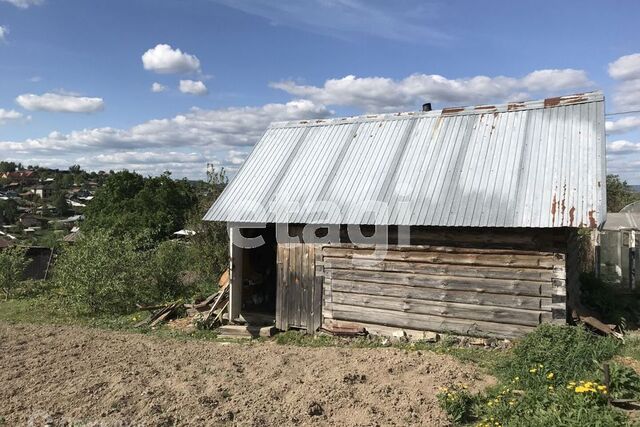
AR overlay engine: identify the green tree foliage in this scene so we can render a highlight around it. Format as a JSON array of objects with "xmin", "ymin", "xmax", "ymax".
[
  {"xmin": 0, "ymin": 161, "xmax": 19, "ymax": 173},
  {"xmin": 0, "ymin": 199, "xmax": 18, "ymax": 224},
  {"xmin": 607, "ymin": 174, "xmax": 640, "ymax": 212},
  {"xmin": 83, "ymin": 171, "xmax": 197, "ymax": 241},
  {"xmin": 53, "ymin": 191, "xmax": 70, "ymax": 217},
  {"xmin": 187, "ymin": 166, "xmax": 229, "ymax": 288},
  {"xmin": 54, "ymin": 231, "xmax": 197, "ymax": 314},
  {"xmin": 0, "ymin": 246, "xmax": 28, "ymax": 300},
  {"xmin": 53, "ymin": 231, "xmax": 152, "ymax": 314}
]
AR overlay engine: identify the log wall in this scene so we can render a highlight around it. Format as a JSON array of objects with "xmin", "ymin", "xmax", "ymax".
[{"xmin": 320, "ymin": 243, "xmax": 567, "ymax": 338}]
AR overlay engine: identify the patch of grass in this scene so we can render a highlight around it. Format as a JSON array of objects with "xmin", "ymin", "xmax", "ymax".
[
  {"xmin": 273, "ymin": 330, "xmax": 507, "ymax": 371},
  {"xmin": 495, "ymin": 324, "xmax": 620, "ymax": 386},
  {"xmin": 438, "ymin": 324, "xmax": 632, "ymax": 426},
  {"xmin": 275, "ymin": 330, "xmax": 343, "ymax": 347},
  {"xmin": 621, "ymin": 335, "xmax": 640, "ymax": 362},
  {"xmin": 0, "ymin": 297, "xmax": 73, "ymax": 325}
]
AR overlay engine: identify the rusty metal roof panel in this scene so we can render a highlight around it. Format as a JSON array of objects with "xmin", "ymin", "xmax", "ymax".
[{"xmin": 204, "ymin": 91, "xmax": 606, "ymax": 228}]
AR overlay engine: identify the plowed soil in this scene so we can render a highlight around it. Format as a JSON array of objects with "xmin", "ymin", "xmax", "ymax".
[{"xmin": 1, "ymin": 323, "xmax": 494, "ymax": 426}]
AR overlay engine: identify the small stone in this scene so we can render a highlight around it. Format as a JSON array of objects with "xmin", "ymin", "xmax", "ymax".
[
  {"xmin": 308, "ymin": 402, "xmax": 324, "ymax": 416},
  {"xmin": 422, "ymin": 332, "xmax": 439, "ymax": 343}
]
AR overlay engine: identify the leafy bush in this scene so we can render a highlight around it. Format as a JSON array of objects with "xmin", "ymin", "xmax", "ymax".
[
  {"xmin": 439, "ymin": 324, "xmax": 629, "ymax": 426},
  {"xmin": 0, "ymin": 246, "xmax": 28, "ymax": 300},
  {"xmin": 608, "ymin": 363, "xmax": 640, "ymax": 400},
  {"xmin": 496, "ymin": 324, "xmax": 619, "ymax": 387},
  {"xmin": 53, "ymin": 231, "xmax": 153, "ymax": 315},
  {"xmin": 13, "ymin": 279, "xmax": 55, "ymax": 299},
  {"xmin": 186, "ymin": 166, "xmax": 229, "ymax": 290},
  {"xmin": 148, "ymin": 240, "xmax": 190, "ymax": 300},
  {"xmin": 436, "ymin": 384, "xmax": 477, "ymax": 424}
]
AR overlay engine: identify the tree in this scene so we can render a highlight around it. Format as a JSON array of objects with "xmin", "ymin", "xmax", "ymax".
[
  {"xmin": 69, "ymin": 164, "xmax": 82, "ymax": 174},
  {"xmin": 0, "ymin": 161, "xmax": 18, "ymax": 173},
  {"xmin": 53, "ymin": 231, "xmax": 152, "ymax": 314},
  {"xmin": 187, "ymin": 166, "xmax": 229, "ymax": 286},
  {"xmin": 0, "ymin": 247, "xmax": 28, "ymax": 300},
  {"xmin": 53, "ymin": 191, "xmax": 70, "ymax": 217},
  {"xmin": 0, "ymin": 199, "xmax": 18, "ymax": 224},
  {"xmin": 606, "ymin": 174, "xmax": 640, "ymax": 212},
  {"xmin": 82, "ymin": 170, "xmax": 197, "ymax": 241}
]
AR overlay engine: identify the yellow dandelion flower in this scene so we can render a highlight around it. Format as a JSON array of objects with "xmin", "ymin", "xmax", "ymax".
[
  {"xmin": 546, "ymin": 372, "xmax": 554, "ymax": 379},
  {"xmin": 529, "ymin": 368, "xmax": 537, "ymax": 373},
  {"xmin": 597, "ymin": 385, "xmax": 607, "ymax": 391},
  {"xmin": 569, "ymin": 381, "xmax": 576, "ymax": 386},
  {"xmin": 488, "ymin": 401, "xmax": 493, "ymax": 407}
]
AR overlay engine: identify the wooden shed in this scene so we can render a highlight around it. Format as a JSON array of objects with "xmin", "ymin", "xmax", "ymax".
[{"xmin": 204, "ymin": 92, "xmax": 606, "ymax": 339}]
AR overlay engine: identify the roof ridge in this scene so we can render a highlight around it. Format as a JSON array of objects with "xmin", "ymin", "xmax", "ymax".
[{"xmin": 271, "ymin": 91, "xmax": 604, "ymax": 128}]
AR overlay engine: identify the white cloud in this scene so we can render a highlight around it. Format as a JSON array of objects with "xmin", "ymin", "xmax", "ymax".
[
  {"xmin": 142, "ymin": 44, "xmax": 201, "ymax": 74},
  {"xmin": 271, "ymin": 69, "xmax": 592, "ymax": 112},
  {"xmin": 609, "ymin": 53, "xmax": 640, "ymax": 111},
  {"xmin": 1, "ymin": 99, "xmax": 330, "ymax": 177},
  {"xmin": 520, "ymin": 69, "xmax": 591, "ymax": 92},
  {"xmin": 227, "ymin": 150, "xmax": 248, "ymax": 165},
  {"xmin": 179, "ymin": 79, "xmax": 208, "ymax": 95},
  {"xmin": 0, "ymin": 108, "xmax": 23, "ymax": 124},
  {"xmin": 0, "ymin": 25, "xmax": 8, "ymax": 43},
  {"xmin": 16, "ymin": 92, "xmax": 104, "ymax": 113},
  {"xmin": 606, "ymin": 116, "xmax": 640, "ymax": 134},
  {"xmin": 607, "ymin": 140, "xmax": 640, "ymax": 155},
  {"xmin": 1, "ymin": 0, "xmax": 43, "ymax": 8},
  {"xmin": 78, "ymin": 151, "xmax": 206, "ymax": 166},
  {"xmin": 609, "ymin": 53, "xmax": 640, "ymax": 81},
  {"xmin": 151, "ymin": 82, "xmax": 167, "ymax": 93}
]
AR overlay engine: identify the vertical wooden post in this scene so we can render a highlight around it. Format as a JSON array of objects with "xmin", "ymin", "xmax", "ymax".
[
  {"xmin": 228, "ymin": 226, "xmax": 243, "ymax": 322},
  {"xmin": 592, "ymin": 229, "xmax": 601, "ymax": 278}
]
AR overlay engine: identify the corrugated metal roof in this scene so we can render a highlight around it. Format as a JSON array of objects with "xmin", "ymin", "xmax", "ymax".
[{"xmin": 204, "ymin": 92, "xmax": 606, "ymax": 228}]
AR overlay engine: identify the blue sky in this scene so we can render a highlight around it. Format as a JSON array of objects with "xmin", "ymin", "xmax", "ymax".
[{"xmin": 1, "ymin": 0, "xmax": 640, "ymax": 181}]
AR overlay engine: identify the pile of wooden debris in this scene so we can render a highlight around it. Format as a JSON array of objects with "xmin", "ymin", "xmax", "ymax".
[{"xmin": 134, "ymin": 269, "xmax": 230, "ymax": 330}]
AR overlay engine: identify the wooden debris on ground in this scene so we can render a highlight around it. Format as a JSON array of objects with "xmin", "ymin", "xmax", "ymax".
[
  {"xmin": 199, "ymin": 285, "xmax": 230, "ymax": 328},
  {"xmin": 134, "ymin": 302, "xmax": 182, "ymax": 328},
  {"xmin": 135, "ymin": 268, "xmax": 231, "ymax": 329},
  {"xmin": 321, "ymin": 319, "xmax": 367, "ymax": 337},
  {"xmin": 571, "ymin": 307, "xmax": 624, "ymax": 340}
]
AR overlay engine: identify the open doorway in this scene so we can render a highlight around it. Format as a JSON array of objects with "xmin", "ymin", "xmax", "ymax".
[{"xmin": 238, "ymin": 225, "xmax": 277, "ymax": 325}]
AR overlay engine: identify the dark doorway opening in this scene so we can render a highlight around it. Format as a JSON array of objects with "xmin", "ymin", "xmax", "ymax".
[{"xmin": 239, "ymin": 225, "xmax": 277, "ymax": 325}]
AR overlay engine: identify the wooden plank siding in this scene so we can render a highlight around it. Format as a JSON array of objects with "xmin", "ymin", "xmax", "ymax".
[{"xmin": 321, "ymin": 243, "xmax": 566, "ymax": 338}]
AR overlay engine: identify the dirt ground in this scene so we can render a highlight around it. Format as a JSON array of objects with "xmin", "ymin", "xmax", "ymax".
[{"xmin": 0, "ymin": 322, "xmax": 494, "ymax": 426}]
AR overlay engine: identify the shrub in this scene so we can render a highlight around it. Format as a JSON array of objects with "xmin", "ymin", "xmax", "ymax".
[
  {"xmin": 0, "ymin": 246, "xmax": 28, "ymax": 300},
  {"xmin": 148, "ymin": 240, "xmax": 190, "ymax": 301},
  {"xmin": 608, "ymin": 363, "xmax": 640, "ymax": 400},
  {"xmin": 436, "ymin": 384, "xmax": 477, "ymax": 424},
  {"xmin": 496, "ymin": 324, "xmax": 619, "ymax": 387},
  {"xmin": 439, "ymin": 324, "xmax": 629, "ymax": 426},
  {"xmin": 53, "ymin": 231, "xmax": 152, "ymax": 315}
]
